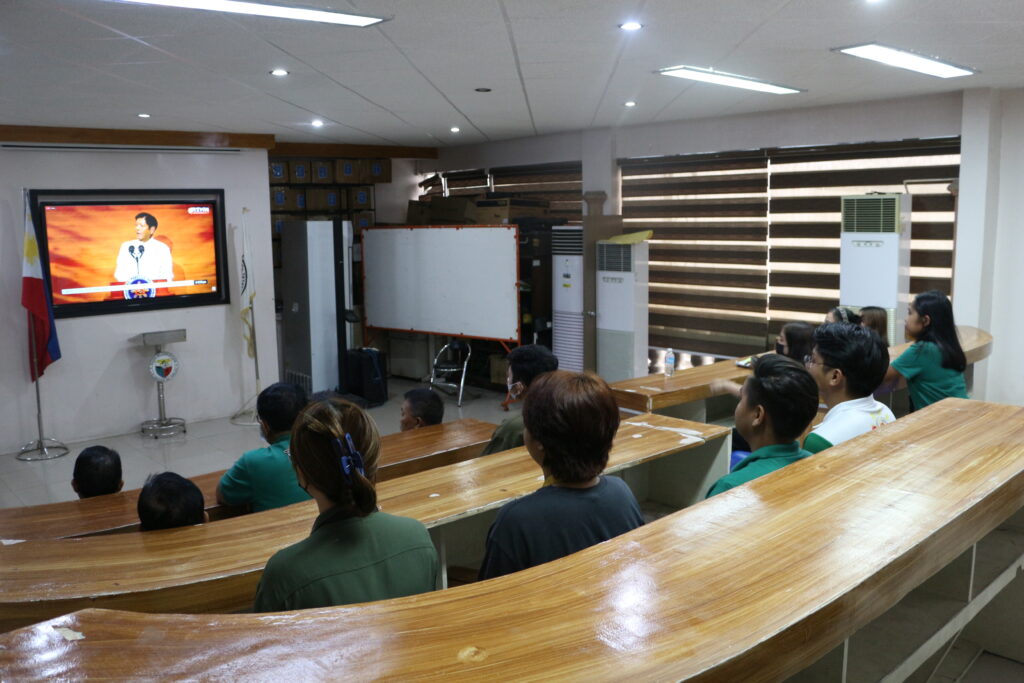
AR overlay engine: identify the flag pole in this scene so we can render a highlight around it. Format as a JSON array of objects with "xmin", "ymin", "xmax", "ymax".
[
  {"xmin": 18, "ymin": 314, "xmax": 69, "ymax": 461},
  {"xmin": 231, "ymin": 207, "xmax": 261, "ymax": 426}
]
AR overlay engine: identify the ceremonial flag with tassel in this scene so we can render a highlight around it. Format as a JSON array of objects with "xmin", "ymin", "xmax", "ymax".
[{"xmin": 21, "ymin": 195, "xmax": 61, "ymax": 380}]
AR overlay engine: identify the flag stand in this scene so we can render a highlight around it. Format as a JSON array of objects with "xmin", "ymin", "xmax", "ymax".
[
  {"xmin": 231, "ymin": 207, "xmax": 261, "ymax": 427},
  {"xmin": 18, "ymin": 318, "xmax": 68, "ymax": 461}
]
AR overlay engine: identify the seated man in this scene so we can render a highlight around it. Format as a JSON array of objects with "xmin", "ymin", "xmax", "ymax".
[
  {"xmin": 707, "ymin": 355, "xmax": 819, "ymax": 497},
  {"xmin": 803, "ymin": 322, "xmax": 895, "ymax": 454},
  {"xmin": 138, "ymin": 472, "xmax": 208, "ymax": 531},
  {"xmin": 218, "ymin": 382, "xmax": 311, "ymax": 512},
  {"xmin": 399, "ymin": 387, "xmax": 444, "ymax": 432},
  {"xmin": 480, "ymin": 344, "xmax": 558, "ymax": 456},
  {"xmin": 478, "ymin": 371, "xmax": 644, "ymax": 580},
  {"xmin": 71, "ymin": 445, "xmax": 123, "ymax": 499}
]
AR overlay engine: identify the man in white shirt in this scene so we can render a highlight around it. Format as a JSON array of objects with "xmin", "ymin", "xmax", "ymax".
[
  {"xmin": 113, "ymin": 212, "xmax": 174, "ymax": 283},
  {"xmin": 803, "ymin": 322, "xmax": 895, "ymax": 454}
]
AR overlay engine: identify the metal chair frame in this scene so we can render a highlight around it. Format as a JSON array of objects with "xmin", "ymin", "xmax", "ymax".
[{"xmin": 429, "ymin": 339, "xmax": 472, "ymax": 407}]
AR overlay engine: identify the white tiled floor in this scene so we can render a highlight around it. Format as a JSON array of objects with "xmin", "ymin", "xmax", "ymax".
[{"xmin": 0, "ymin": 378, "xmax": 512, "ymax": 509}]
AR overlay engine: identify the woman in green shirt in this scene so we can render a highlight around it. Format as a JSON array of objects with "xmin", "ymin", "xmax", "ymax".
[
  {"xmin": 884, "ymin": 290, "xmax": 968, "ymax": 411},
  {"xmin": 254, "ymin": 397, "xmax": 438, "ymax": 612}
]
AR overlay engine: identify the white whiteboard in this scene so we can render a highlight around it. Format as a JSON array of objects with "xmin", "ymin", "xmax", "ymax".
[{"xmin": 363, "ymin": 226, "xmax": 520, "ymax": 341}]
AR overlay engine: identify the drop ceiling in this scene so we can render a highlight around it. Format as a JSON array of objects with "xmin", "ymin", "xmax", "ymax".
[{"xmin": 2, "ymin": 0, "xmax": 1023, "ymax": 146}]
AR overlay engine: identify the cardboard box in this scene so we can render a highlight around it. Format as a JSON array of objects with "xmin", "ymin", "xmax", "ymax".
[
  {"xmin": 348, "ymin": 186, "xmax": 373, "ymax": 210},
  {"xmin": 336, "ymin": 158, "xmax": 367, "ymax": 184},
  {"xmin": 489, "ymin": 353, "xmax": 508, "ymax": 385},
  {"xmin": 268, "ymin": 161, "xmax": 288, "ymax": 182},
  {"xmin": 269, "ymin": 186, "xmax": 305, "ymax": 211},
  {"xmin": 473, "ymin": 198, "xmax": 549, "ymax": 224},
  {"xmin": 311, "ymin": 160, "xmax": 334, "ymax": 184},
  {"xmin": 365, "ymin": 158, "xmax": 392, "ymax": 184},
  {"xmin": 289, "ymin": 160, "xmax": 311, "ymax": 183},
  {"xmin": 271, "ymin": 213, "xmax": 289, "ymax": 234},
  {"xmin": 406, "ymin": 200, "xmax": 431, "ymax": 224},
  {"xmin": 306, "ymin": 187, "xmax": 345, "ymax": 211},
  {"xmin": 428, "ymin": 196, "xmax": 477, "ymax": 224},
  {"xmin": 351, "ymin": 211, "xmax": 375, "ymax": 229}
]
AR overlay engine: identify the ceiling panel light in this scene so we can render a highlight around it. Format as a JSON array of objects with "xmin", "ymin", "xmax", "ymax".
[
  {"xmin": 311, "ymin": 119, "xmax": 324, "ymax": 127},
  {"xmin": 450, "ymin": 127, "xmax": 461, "ymax": 133},
  {"xmin": 624, "ymin": 100, "xmax": 637, "ymax": 107},
  {"xmin": 137, "ymin": 113, "xmax": 151, "ymax": 118},
  {"xmin": 658, "ymin": 65, "xmax": 802, "ymax": 94},
  {"xmin": 619, "ymin": 21, "xmax": 643, "ymax": 31},
  {"xmin": 270, "ymin": 68, "xmax": 289, "ymax": 76},
  {"xmin": 115, "ymin": 0, "xmax": 385, "ymax": 27},
  {"xmin": 835, "ymin": 43, "xmax": 975, "ymax": 78}
]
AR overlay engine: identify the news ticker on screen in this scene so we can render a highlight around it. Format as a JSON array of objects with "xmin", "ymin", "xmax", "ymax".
[{"xmin": 61, "ymin": 280, "xmax": 213, "ymax": 295}]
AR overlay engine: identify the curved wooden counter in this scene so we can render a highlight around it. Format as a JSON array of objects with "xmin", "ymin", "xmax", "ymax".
[
  {"xmin": 611, "ymin": 325, "xmax": 992, "ymax": 413},
  {"xmin": 0, "ymin": 414, "xmax": 728, "ymax": 633},
  {"xmin": 0, "ymin": 418, "xmax": 497, "ymax": 541},
  {"xmin": 1, "ymin": 399, "xmax": 1020, "ymax": 680}
]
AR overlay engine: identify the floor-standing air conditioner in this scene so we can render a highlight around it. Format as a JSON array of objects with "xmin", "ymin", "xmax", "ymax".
[
  {"xmin": 596, "ymin": 240, "xmax": 649, "ymax": 382},
  {"xmin": 839, "ymin": 194, "xmax": 912, "ymax": 344},
  {"xmin": 551, "ymin": 226, "xmax": 584, "ymax": 372}
]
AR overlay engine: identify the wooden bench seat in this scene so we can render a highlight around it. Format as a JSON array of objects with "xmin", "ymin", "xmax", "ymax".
[
  {"xmin": 610, "ymin": 325, "xmax": 993, "ymax": 415},
  {"xmin": 0, "ymin": 414, "xmax": 729, "ymax": 633},
  {"xmin": 0, "ymin": 417, "xmax": 497, "ymax": 541},
  {"xmin": 1, "ymin": 399, "xmax": 1018, "ymax": 680}
]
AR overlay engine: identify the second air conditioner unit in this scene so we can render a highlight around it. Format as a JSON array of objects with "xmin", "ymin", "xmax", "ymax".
[{"xmin": 596, "ymin": 240, "xmax": 649, "ymax": 383}]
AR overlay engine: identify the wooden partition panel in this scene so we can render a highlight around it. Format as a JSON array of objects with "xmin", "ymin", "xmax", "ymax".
[{"xmin": 0, "ymin": 399, "xmax": 1020, "ymax": 680}]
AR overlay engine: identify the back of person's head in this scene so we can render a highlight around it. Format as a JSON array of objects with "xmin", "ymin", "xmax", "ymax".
[
  {"xmin": 72, "ymin": 446, "xmax": 123, "ymax": 498},
  {"xmin": 813, "ymin": 322, "xmax": 889, "ymax": 398},
  {"xmin": 138, "ymin": 472, "xmax": 205, "ymax": 531},
  {"xmin": 746, "ymin": 355, "xmax": 819, "ymax": 442},
  {"xmin": 858, "ymin": 306, "xmax": 890, "ymax": 346},
  {"xmin": 507, "ymin": 344, "xmax": 559, "ymax": 388},
  {"xmin": 781, "ymin": 322, "xmax": 815, "ymax": 362},
  {"xmin": 290, "ymin": 397, "xmax": 381, "ymax": 517},
  {"xmin": 257, "ymin": 382, "xmax": 308, "ymax": 435},
  {"xmin": 403, "ymin": 387, "xmax": 444, "ymax": 427},
  {"xmin": 522, "ymin": 370, "xmax": 620, "ymax": 484},
  {"xmin": 827, "ymin": 306, "xmax": 861, "ymax": 326},
  {"xmin": 912, "ymin": 290, "xmax": 966, "ymax": 372}
]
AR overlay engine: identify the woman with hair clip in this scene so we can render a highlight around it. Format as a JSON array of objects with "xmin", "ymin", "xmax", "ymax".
[
  {"xmin": 254, "ymin": 397, "xmax": 437, "ymax": 612},
  {"xmin": 883, "ymin": 290, "xmax": 968, "ymax": 411}
]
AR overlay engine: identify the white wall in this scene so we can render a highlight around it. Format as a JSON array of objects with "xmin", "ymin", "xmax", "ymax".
[
  {"xmin": 373, "ymin": 158, "xmax": 421, "ymax": 224},
  {"xmin": 0, "ymin": 147, "xmax": 278, "ymax": 454}
]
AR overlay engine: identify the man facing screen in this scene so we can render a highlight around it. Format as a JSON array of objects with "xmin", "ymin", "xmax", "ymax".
[{"xmin": 113, "ymin": 212, "xmax": 174, "ymax": 283}]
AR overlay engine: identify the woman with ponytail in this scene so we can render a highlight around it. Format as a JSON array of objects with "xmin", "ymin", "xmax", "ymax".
[{"xmin": 254, "ymin": 397, "xmax": 437, "ymax": 612}]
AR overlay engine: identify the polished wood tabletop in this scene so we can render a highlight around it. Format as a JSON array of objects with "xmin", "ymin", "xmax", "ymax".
[
  {"xmin": 611, "ymin": 325, "xmax": 993, "ymax": 413},
  {"xmin": 0, "ymin": 399, "xmax": 1018, "ymax": 680},
  {"xmin": 0, "ymin": 414, "xmax": 726, "ymax": 633},
  {"xmin": 0, "ymin": 417, "xmax": 496, "ymax": 541}
]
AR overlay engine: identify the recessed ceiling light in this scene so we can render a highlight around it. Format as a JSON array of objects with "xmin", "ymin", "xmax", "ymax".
[
  {"xmin": 619, "ymin": 21, "xmax": 643, "ymax": 31},
  {"xmin": 311, "ymin": 119, "xmax": 324, "ymax": 127},
  {"xmin": 835, "ymin": 43, "xmax": 975, "ymax": 78},
  {"xmin": 450, "ymin": 127, "xmax": 461, "ymax": 133},
  {"xmin": 474, "ymin": 87, "xmax": 492, "ymax": 93},
  {"xmin": 658, "ymin": 65, "xmax": 802, "ymax": 94},
  {"xmin": 624, "ymin": 100, "xmax": 637, "ymax": 107},
  {"xmin": 270, "ymin": 68, "xmax": 289, "ymax": 77},
  {"xmin": 117, "ymin": 0, "xmax": 384, "ymax": 27},
  {"xmin": 137, "ymin": 113, "xmax": 151, "ymax": 118}
]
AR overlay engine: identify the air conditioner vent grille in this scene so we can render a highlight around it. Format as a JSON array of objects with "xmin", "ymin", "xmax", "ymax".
[
  {"xmin": 842, "ymin": 195, "xmax": 899, "ymax": 233},
  {"xmin": 552, "ymin": 227, "xmax": 583, "ymax": 255},
  {"xmin": 597, "ymin": 243, "xmax": 632, "ymax": 272}
]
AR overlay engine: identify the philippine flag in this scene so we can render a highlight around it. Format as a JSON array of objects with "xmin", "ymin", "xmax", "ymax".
[{"xmin": 21, "ymin": 196, "xmax": 61, "ymax": 380}]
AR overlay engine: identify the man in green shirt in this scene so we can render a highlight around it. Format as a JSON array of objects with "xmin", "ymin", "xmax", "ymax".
[
  {"xmin": 707, "ymin": 355, "xmax": 820, "ymax": 497},
  {"xmin": 480, "ymin": 344, "xmax": 558, "ymax": 456},
  {"xmin": 217, "ymin": 382, "xmax": 312, "ymax": 512}
]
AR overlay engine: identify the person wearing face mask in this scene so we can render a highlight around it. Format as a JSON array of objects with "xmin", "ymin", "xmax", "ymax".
[
  {"xmin": 480, "ymin": 344, "xmax": 559, "ymax": 456},
  {"xmin": 217, "ymin": 382, "xmax": 311, "ymax": 512}
]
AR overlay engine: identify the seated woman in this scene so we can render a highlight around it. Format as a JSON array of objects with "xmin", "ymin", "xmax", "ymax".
[
  {"xmin": 254, "ymin": 397, "xmax": 438, "ymax": 612},
  {"xmin": 776, "ymin": 321, "xmax": 815, "ymax": 362},
  {"xmin": 478, "ymin": 371, "xmax": 644, "ymax": 580}
]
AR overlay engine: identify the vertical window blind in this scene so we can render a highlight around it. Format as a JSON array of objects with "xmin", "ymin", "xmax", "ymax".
[{"xmin": 619, "ymin": 137, "xmax": 960, "ymax": 357}]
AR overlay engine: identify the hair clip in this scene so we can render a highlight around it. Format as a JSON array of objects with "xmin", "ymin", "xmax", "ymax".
[{"xmin": 335, "ymin": 435, "xmax": 365, "ymax": 482}]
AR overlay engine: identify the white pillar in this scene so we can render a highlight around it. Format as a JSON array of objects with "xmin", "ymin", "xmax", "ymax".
[{"xmin": 581, "ymin": 128, "xmax": 620, "ymax": 215}]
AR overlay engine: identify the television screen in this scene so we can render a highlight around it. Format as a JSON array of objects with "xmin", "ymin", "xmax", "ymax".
[{"xmin": 30, "ymin": 190, "xmax": 230, "ymax": 318}]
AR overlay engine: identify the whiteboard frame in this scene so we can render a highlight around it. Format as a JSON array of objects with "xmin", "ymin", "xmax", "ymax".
[{"xmin": 362, "ymin": 225, "xmax": 521, "ymax": 343}]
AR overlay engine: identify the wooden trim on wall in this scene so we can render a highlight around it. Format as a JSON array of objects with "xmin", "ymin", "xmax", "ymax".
[
  {"xmin": 270, "ymin": 142, "xmax": 438, "ymax": 159},
  {"xmin": 0, "ymin": 125, "xmax": 276, "ymax": 149}
]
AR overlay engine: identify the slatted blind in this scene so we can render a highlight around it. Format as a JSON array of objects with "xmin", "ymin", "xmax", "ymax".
[
  {"xmin": 620, "ymin": 153, "xmax": 770, "ymax": 357},
  {"xmin": 767, "ymin": 139, "xmax": 959, "ymax": 326},
  {"xmin": 491, "ymin": 162, "xmax": 583, "ymax": 224}
]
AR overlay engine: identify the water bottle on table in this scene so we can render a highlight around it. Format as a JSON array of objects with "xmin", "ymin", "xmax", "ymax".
[{"xmin": 664, "ymin": 347, "xmax": 675, "ymax": 378}]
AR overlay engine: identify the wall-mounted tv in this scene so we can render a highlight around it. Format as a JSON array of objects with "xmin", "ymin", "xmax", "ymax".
[{"xmin": 30, "ymin": 189, "xmax": 230, "ymax": 318}]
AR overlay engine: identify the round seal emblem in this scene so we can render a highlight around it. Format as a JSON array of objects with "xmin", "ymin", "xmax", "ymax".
[
  {"xmin": 149, "ymin": 351, "xmax": 180, "ymax": 382},
  {"xmin": 124, "ymin": 277, "xmax": 156, "ymax": 300}
]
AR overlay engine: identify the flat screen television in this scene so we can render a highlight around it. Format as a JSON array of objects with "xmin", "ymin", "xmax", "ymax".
[{"xmin": 30, "ymin": 189, "xmax": 230, "ymax": 318}]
